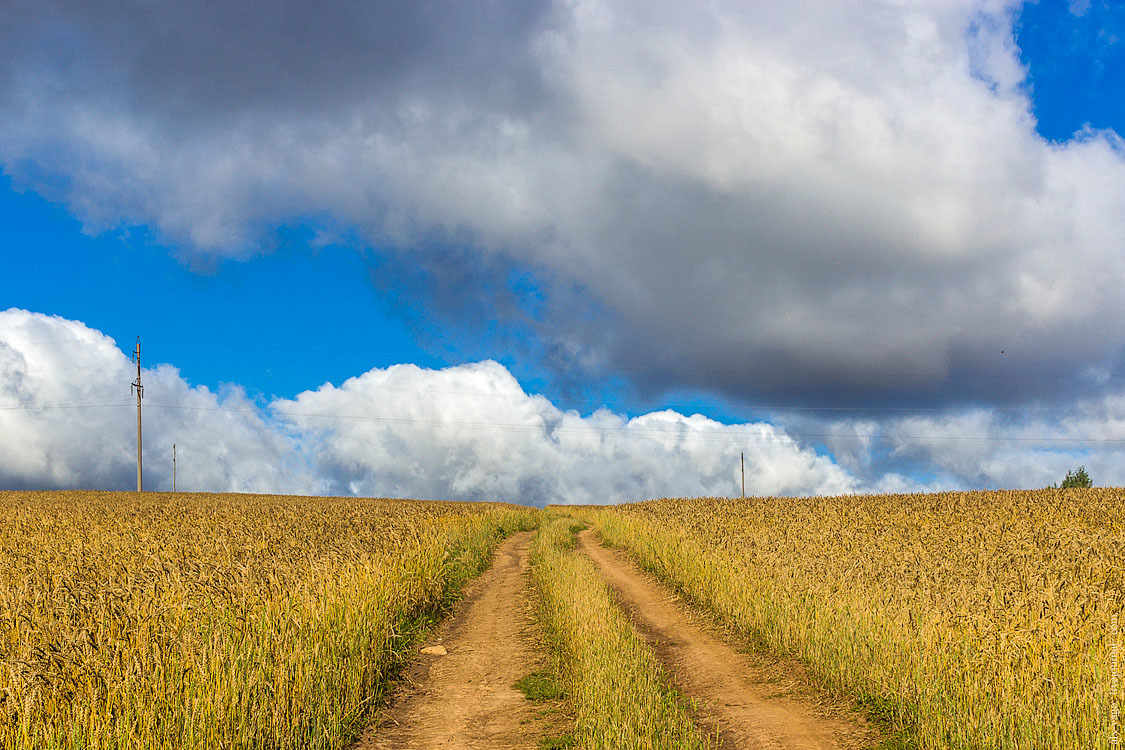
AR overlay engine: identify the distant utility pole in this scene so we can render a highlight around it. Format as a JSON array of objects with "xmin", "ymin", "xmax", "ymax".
[
  {"xmin": 172, "ymin": 443, "xmax": 176, "ymax": 493},
  {"xmin": 131, "ymin": 337, "xmax": 143, "ymax": 492},
  {"xmin": 741, "ymin": 451, "xmax": 745, "ymax": 498}
]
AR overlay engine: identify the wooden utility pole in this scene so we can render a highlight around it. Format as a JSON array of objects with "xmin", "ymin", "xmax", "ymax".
[
  {"xmin": 741, "ymin": 451, "xmax": 745, "ymax": 498},
  {"xmin": 172, "ymin": 444, "xmax": 176, "ymax": 493},
  {"xmin": 131, "ymin": 337, "xmax": 143, "ymax": 492}
]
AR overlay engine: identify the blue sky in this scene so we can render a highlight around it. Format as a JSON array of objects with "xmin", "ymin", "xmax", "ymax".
[
  {"xmin": 1018, "ymin": 0, "xmax": 1125, "ymax": 141},
  {"xmin": 1, "ymin": 1, "xmax": 1124, "ymax": 502},
  {"xmin": 0, "ymin": 176, "xmax": 440, "ymax": 402}
]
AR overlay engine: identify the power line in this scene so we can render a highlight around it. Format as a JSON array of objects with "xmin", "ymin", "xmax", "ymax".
[
  {"xmin": 4, "ymin": 337, "xmax": 1125, "ymax": 445},
  {"xmin": 0, "ymin": 380, "xmax": 1060, "ymax": 415},
  {"xmin": 326, "ymin": 381, "xmax": 1058, "ymax": 414},
  {"xmin": 22, "ymin": 364, "xmax": 119, "ymax": 375},
  {"xmin": 26, "ymin": 333, "xmax": 1121, "ymax": 382},
  {"xmin": 140, "ymin": 401, "xmax": 1125, "ymax": 445},
  {"xmin": 16, "ymin": 339, "xmax": 109, "ymax": 347},
  {"xmin": 2, "ymin": 395, "xmax": 1123, "ymax": 445},
  {"xmin": 0, "ymin": 400, "xmax": 131, "ymax": 411}
]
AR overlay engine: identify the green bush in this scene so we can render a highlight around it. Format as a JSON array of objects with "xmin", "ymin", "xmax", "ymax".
[{"xmin": 1053, "ymin": 466, "xmax": 1092, "ymax": 488}]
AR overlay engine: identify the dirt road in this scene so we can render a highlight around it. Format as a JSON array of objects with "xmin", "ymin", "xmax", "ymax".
[
  {"xmin": 577, "ymin": 530, "xmax": 879, "ymax": 750},
  {"xmin": 355, "ymin": 531, "xmax": 562, "ymax": 749}
]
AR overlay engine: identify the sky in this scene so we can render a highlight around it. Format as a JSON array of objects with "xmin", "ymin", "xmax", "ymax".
[{"xmin": 1, "ymin": 0, "xmax": 1124, "ymax": 505}]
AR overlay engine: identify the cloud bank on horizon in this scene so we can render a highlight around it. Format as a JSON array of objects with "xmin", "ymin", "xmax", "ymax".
[
  {"xmin": 3, "ymin": 309, "xmax": 1124, "ymax": 503},
  {"xmin": 0, "ymin": 309, "xmax": 864, "ymax": 503}
]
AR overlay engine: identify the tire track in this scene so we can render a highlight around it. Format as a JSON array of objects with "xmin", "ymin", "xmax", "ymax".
[
  {"xmin": 354, "ymin": 531, "xmax": 563, "ymax": 749},
  {"xmin": 578, "ymin": 530, "xmax": 879, "ymax": 750}
]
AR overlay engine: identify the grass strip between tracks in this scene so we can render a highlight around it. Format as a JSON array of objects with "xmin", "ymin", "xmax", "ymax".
[{"xmin": 528, "ymin": 514, "xmax": 714, "ymax": 750}]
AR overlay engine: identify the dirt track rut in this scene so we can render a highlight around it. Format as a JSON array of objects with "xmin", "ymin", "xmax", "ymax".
[
  {"xmin": 355, "ymin": 531, "xmax": 559, "ymax": 749},
  {"xmin": 578, "ymin": 530, "xmax": 879, "ymax": 750}
]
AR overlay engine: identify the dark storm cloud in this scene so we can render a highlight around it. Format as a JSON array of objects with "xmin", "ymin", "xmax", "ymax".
[
  {"xmin": 2, "ymin": 0, "xmax": 550, "ymax": 118},
  {"xmin": 2, "ymin": 0, "xmax": 1125, "ymax": 412}
]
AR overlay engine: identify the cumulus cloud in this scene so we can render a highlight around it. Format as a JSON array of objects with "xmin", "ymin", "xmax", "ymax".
[
  {"xmin": 781, "ymin": 396, "xmax": 1125, "ymax": 491},
  {"xmin": 0, "ymin": 309, "xmax": 316, "ymax": 493},
  {"xmin": 869, "ymin": 397, "xmax": 1125, "ymax": 488},
  {"xmin": 3, "ymin": 1, "xmax": 1125, "ymax": 407},
  {"xmin": 271, "ymin": 360, "xmax": 855, "ymax": 504},
  {"xmin": 0, "ymin": 309, "xmax": 855, "ymax": 503}
]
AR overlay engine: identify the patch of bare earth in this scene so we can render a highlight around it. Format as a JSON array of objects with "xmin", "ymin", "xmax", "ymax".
[
  {"xmin": 578, "ymin": 530, "xmax": 881, "ymax": 750},
  {"xmin": 354, "ymin": 531, "xmax": 567, "ymax": 750}
]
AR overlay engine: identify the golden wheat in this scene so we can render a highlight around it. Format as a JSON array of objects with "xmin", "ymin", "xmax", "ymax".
[
  {"xmin": 570, "ymin": 489, "xmax": 1124, "ymax": 750},
  {"xmin": 0, "ymin": 490, "xmax": 535, "ymax": 749}
]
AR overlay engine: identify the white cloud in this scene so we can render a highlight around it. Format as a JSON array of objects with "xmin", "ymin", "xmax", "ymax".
[
  {"xmin": 867, "ymin": 397, "xmax": 1125, "ymax": 488},
  {"xmin": 4, "ymin": 310, "xmax": 1122, "ymax": 500},
  {"xmin": 1068, "ymin": 0, "xmax": 1092, "ymax": 18},
  {"xmin": 272, "ymin": 361, "xmax": 856, "ymax": 504},
  {"xmin": 788, "ymin": 392, "xmax": 1125, "ymax": 490},
  {"xmin": 0, "ymin": 309, "xmax": 855, "ymax": 503},
  {"xmin": 0, "ymin": 309, "xmax": 317, "ymax": 493}
]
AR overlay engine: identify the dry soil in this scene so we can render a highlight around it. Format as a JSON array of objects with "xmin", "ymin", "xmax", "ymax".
[{"xmin": 354, "ymin": 531, "xmax": 565, "ymax": 749}]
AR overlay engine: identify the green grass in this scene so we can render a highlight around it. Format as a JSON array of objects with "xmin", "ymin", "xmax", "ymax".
[
  {"xmin": 539, "ymin": 733, "xmax": 577, "ymax": 749},
  {"xmin": 516, "ymin": 670, "xmax": 567, "ymax": 702}
]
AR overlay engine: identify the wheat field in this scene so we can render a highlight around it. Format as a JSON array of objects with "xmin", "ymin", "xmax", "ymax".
[
  {"xmin": 0, "ymin": 490, "xmax": 535, "ymax": 750},
  {"xmin": 569, "ymin": 490, "xmax": 1124, "ymax": 749},
  {"xmin": 4, "ymin": 488, "xmax": 1120, "ymax": 749}
]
